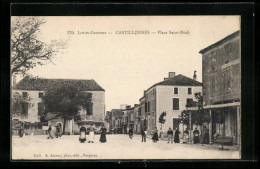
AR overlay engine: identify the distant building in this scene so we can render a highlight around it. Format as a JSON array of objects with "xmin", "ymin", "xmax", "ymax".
[
  {"xmin": 120, "ymin": 104, "xmax": 131, "ymax": 109},
  {"xmin": 109, "ymin": 109, "xmax": 123, "ymax": 133},
  {"xmin": 133, "ymin": 104, "xmax": 141, "ymax": 134},
  {"xmin": 142, "ymin": 72, "xmax": 202, "ymax": 135},
  {"xmin": 121, "ymin": 107, "xmax": 134, "ymax": 134},
  {"xmin": 139, "ymin": 95, "xmax": 146, "ymax": 129},
  {"xmin": 12, "ymin": 76, "xmax": 105, "ymax": 135},
  {"xmin": 199, "ymin": 31, "xmax": 241, "ymax": 145}
]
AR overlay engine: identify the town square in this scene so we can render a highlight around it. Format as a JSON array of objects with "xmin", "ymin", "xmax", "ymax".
[
  {"xmin": 11, "ymin": 16, "xmax": 241, "ymax": 160},
  {"xmin": 12, "ymin": 134, "xmax": 239, "ymax": 160}
]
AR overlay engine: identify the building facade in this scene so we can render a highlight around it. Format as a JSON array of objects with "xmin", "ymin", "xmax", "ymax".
[
  {"xmin": 109, "ymin": 109, "xmax": 123, "ymax": 133},
  {"xmin": 199, "ymin": 31, "xmax": 241, "ymax": 145},
  {"xmin": 12, "ymin": 76, "xmax": 105, "ymax": 135},
  {"xmin": 133, "ymin": 104, "xmax": 141, "ymax": 134},
  {"xmin": 143, "ymin": 73, "xmax": 202, "ymax": 136}
]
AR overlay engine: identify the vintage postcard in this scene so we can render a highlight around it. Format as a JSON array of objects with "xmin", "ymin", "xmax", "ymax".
[{"xmin": 11, "ymin": 15, "xmax": 241, "ymax": 160}]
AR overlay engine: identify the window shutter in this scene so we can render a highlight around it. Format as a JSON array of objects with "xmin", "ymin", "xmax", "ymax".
[{"xmin": 173, "ymin": 98, "xmax": 179, "ymax": 110}]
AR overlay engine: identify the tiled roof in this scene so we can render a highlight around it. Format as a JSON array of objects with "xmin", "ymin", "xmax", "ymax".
[
  {"xmin": 14, "ymin": 76, "xmax": 105, "ymax": 91},
  {"xmin": 199, "ymin": 31, "xmax": 240, "ymax": 54},
  {"xmin": 44, "ymin": 113, "xmax": 60, "ymax": 121},
  {"xmin": 147, "ymin": 74, "xmax": 202, "ymax": 91},
  {"xmin": 45, "ymin": 112, "xmax": 73, "ymax": 121},
  {"xmin": 155, "ymin": 74, "xmax": 202, "ymax": 86}
]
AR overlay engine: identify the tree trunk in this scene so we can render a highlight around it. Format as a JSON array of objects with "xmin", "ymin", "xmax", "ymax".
[
  {"xmin": 201, "ymin": 125, "xmax": 203, "ymax": 146},
  {"xmin": 63, "ymin": 117, "xmax": 66, "ymax": 135},
  {"xmin": 221, "ymin": 123, "xmax": 224, "ymax": 150}
]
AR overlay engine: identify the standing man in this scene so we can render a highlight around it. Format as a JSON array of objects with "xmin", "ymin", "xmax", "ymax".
[
  {"xmin": 141, "ymin": 127, "xmax": 146, "ymax": 142},
  {"xmin": 129, "ymin": 128, "xmax": 133, "ymax": 139},
  {"xmin": 167, "ymin": 127, "xmax": 174, "ymax": 143},
  {"xmin": 47, "ymin": 125, "xmax": 54, "ymax": 139}
]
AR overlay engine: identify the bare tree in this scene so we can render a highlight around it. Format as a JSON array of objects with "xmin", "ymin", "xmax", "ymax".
[{"xmin": 11, "ymin": 17, "xmax": 66, "ymax": 75}]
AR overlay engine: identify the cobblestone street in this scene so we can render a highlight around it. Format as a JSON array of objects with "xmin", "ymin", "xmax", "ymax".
[{"xmin": 12, "ymin": 134, "xmax": 240, "ymax": 160}]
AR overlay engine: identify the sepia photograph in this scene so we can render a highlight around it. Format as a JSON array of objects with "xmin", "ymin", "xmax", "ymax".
[{"xmin": 11, "ymin": 15, "xmax": 241, "ymax": 160}]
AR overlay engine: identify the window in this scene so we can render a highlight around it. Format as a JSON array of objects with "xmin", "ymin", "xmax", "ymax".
[
  {"xmin": 188, "ymin": 88, "xmax": 192, "ymax": 95},
  {"xmin": 39, "ymin": 92, "xmax": 44, "ymax": 98},
  {"xmin": 22, "ymin": 92, "xmax": 28, "ymax": 98},
  {"xmin": 186, "ymin": 98, "xmax": 193, "ymax": 107},
  {"xmin": 173, "ymin": 118, "xmax": 179, "ymax": 130},
  {"xmin": 145, "ymin": 102, "xmax": 147, "ymax": 112},
  {"xmin": 174, "ymin": 88, "xmax": 178, "ymax": 94},
  {"xmin": 22, "ymin": 102, "xmax": 28, "ymax": 116},
  {"xmin": 172, "ymin": 98, "xmax": 179, "ymax": 110},
  {"xmin": 38, "ymin": 102, "xmax": 44, "ymax": 117},
  {"xmin": 130, "ymin": 113, "xmax": 134, "ymax": 121},
  {"xmin": 86, "ymin": 102, "xmax": 93, "ymax": 115},
  {"xmin": 148, "ymin": 101, "xmax": 150, "ymax": 112}
]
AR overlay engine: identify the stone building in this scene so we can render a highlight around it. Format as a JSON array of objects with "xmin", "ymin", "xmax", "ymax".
[
  {"xmin": 12, "ymin": 76, "xmax": 105, "ymax": 135},
  {"xmin": 199, "ymin": 31, "xmax": 241, "ymax": 145},
  {"xmin": 141, "ymin": 72, "xmax": 202, "ymax": 135}
]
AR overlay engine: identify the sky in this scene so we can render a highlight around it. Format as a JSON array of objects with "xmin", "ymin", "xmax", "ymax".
[{"xmin": 13, "ymin": 16, "xmax": 240, "ymax": 111}]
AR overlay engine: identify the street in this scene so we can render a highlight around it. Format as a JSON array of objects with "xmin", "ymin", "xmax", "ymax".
[{"xmin": 12, "ymin": 134, "xmax": 240, "ymax": 160}]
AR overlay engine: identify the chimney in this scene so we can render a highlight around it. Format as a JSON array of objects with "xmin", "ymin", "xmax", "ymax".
[
  {"xmin": 193, "ymin": 71, "xmax": 197, "ymax": 81},
  {"xmin": 169, "ymin": 72, "xmax": 176, "ymax": 78}
]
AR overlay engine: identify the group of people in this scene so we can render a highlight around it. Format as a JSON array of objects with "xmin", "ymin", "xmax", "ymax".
[
  {"xmin": 181, "ymin": 126, "xmax": 210, "ymax": 144},
  {"xmin": 47, "ymin": 123, "xmax": 62, "ymax": 139},
  {"xmin": 146, "ymin": 126, "xmax": 210, "ymax": 144},
  {"xmin": 166, "ymin": 127, "xmax": 181, "ymax": 143},
  {"xmin": 78, "ymin": 124, "xmax": 107, "ymax": 143}
]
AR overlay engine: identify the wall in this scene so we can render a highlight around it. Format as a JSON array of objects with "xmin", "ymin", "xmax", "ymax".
[
  {"xmin": 202, "ymin": 36, "xmax": 241, "ymax": 105},
  {"xmin": 12, "ymin": 89, "xmax": 45, "ymax": 123},
  {"xmin": 78, "ymin": 91, "xmax": 105, "ymax": 121},
  {"xmin": 13, "ymin": 90, "xmax": 105, "ymax": 123},
  {"xmin": 156, "ymin": 85, "xmax": 202, "ymax": 133},
  {"xmin": 145, "ymin": 87, "xmax": 156, "ymax": 134},
  {"xmin": 48, "ymin": 116, "xmax": 72, "ymax": 134}
]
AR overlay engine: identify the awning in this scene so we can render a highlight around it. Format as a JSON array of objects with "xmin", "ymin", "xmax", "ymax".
[{"xmin": 204, "ymin": 102, "xmax": 240, "ymax": 109}]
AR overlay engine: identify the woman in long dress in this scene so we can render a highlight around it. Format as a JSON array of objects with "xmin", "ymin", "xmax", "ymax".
[
  {"xmin": 174, "ymin": 128, "xmax": 180, "ymax": 143},
  {"xmin": 88, "ymin": 125, "xmax": 95, "ymax": 143},
  {"xmin": 79, "ymin": 125, "xmax": 87, "ymax": 143},
  {"xmin": 193, "ymin": 127, "xmax": 200, "ymax": 144},
  {"xmin": 99, "ymin": 125, "xmax": 107, "ymax": 143},
  {"xmin": 183, "ymin": 128, "xmax": 189, "ymax": 144},
  {"xmin": 152, "ymin": 127, "xmax": 159, "ymax": 143}
]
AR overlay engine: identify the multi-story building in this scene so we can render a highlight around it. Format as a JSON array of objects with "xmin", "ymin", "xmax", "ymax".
[
  {"xmin": 143, "ymin": 72, "xmax": 202, "ymax": 135},
  {"xmin": 199, "ymin": 31, "xmax": 241, "ymax": 145},
  {"xmin": 12, "ymin": 76, "xmax": 105, "ymax": 135},
  {"xmin": 139, "ymin": 96, "xmax": 146, "ymax": 129},
  {"xmin": 133, "ymin": 104, "xmax": 141, "ymax": 134}
]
